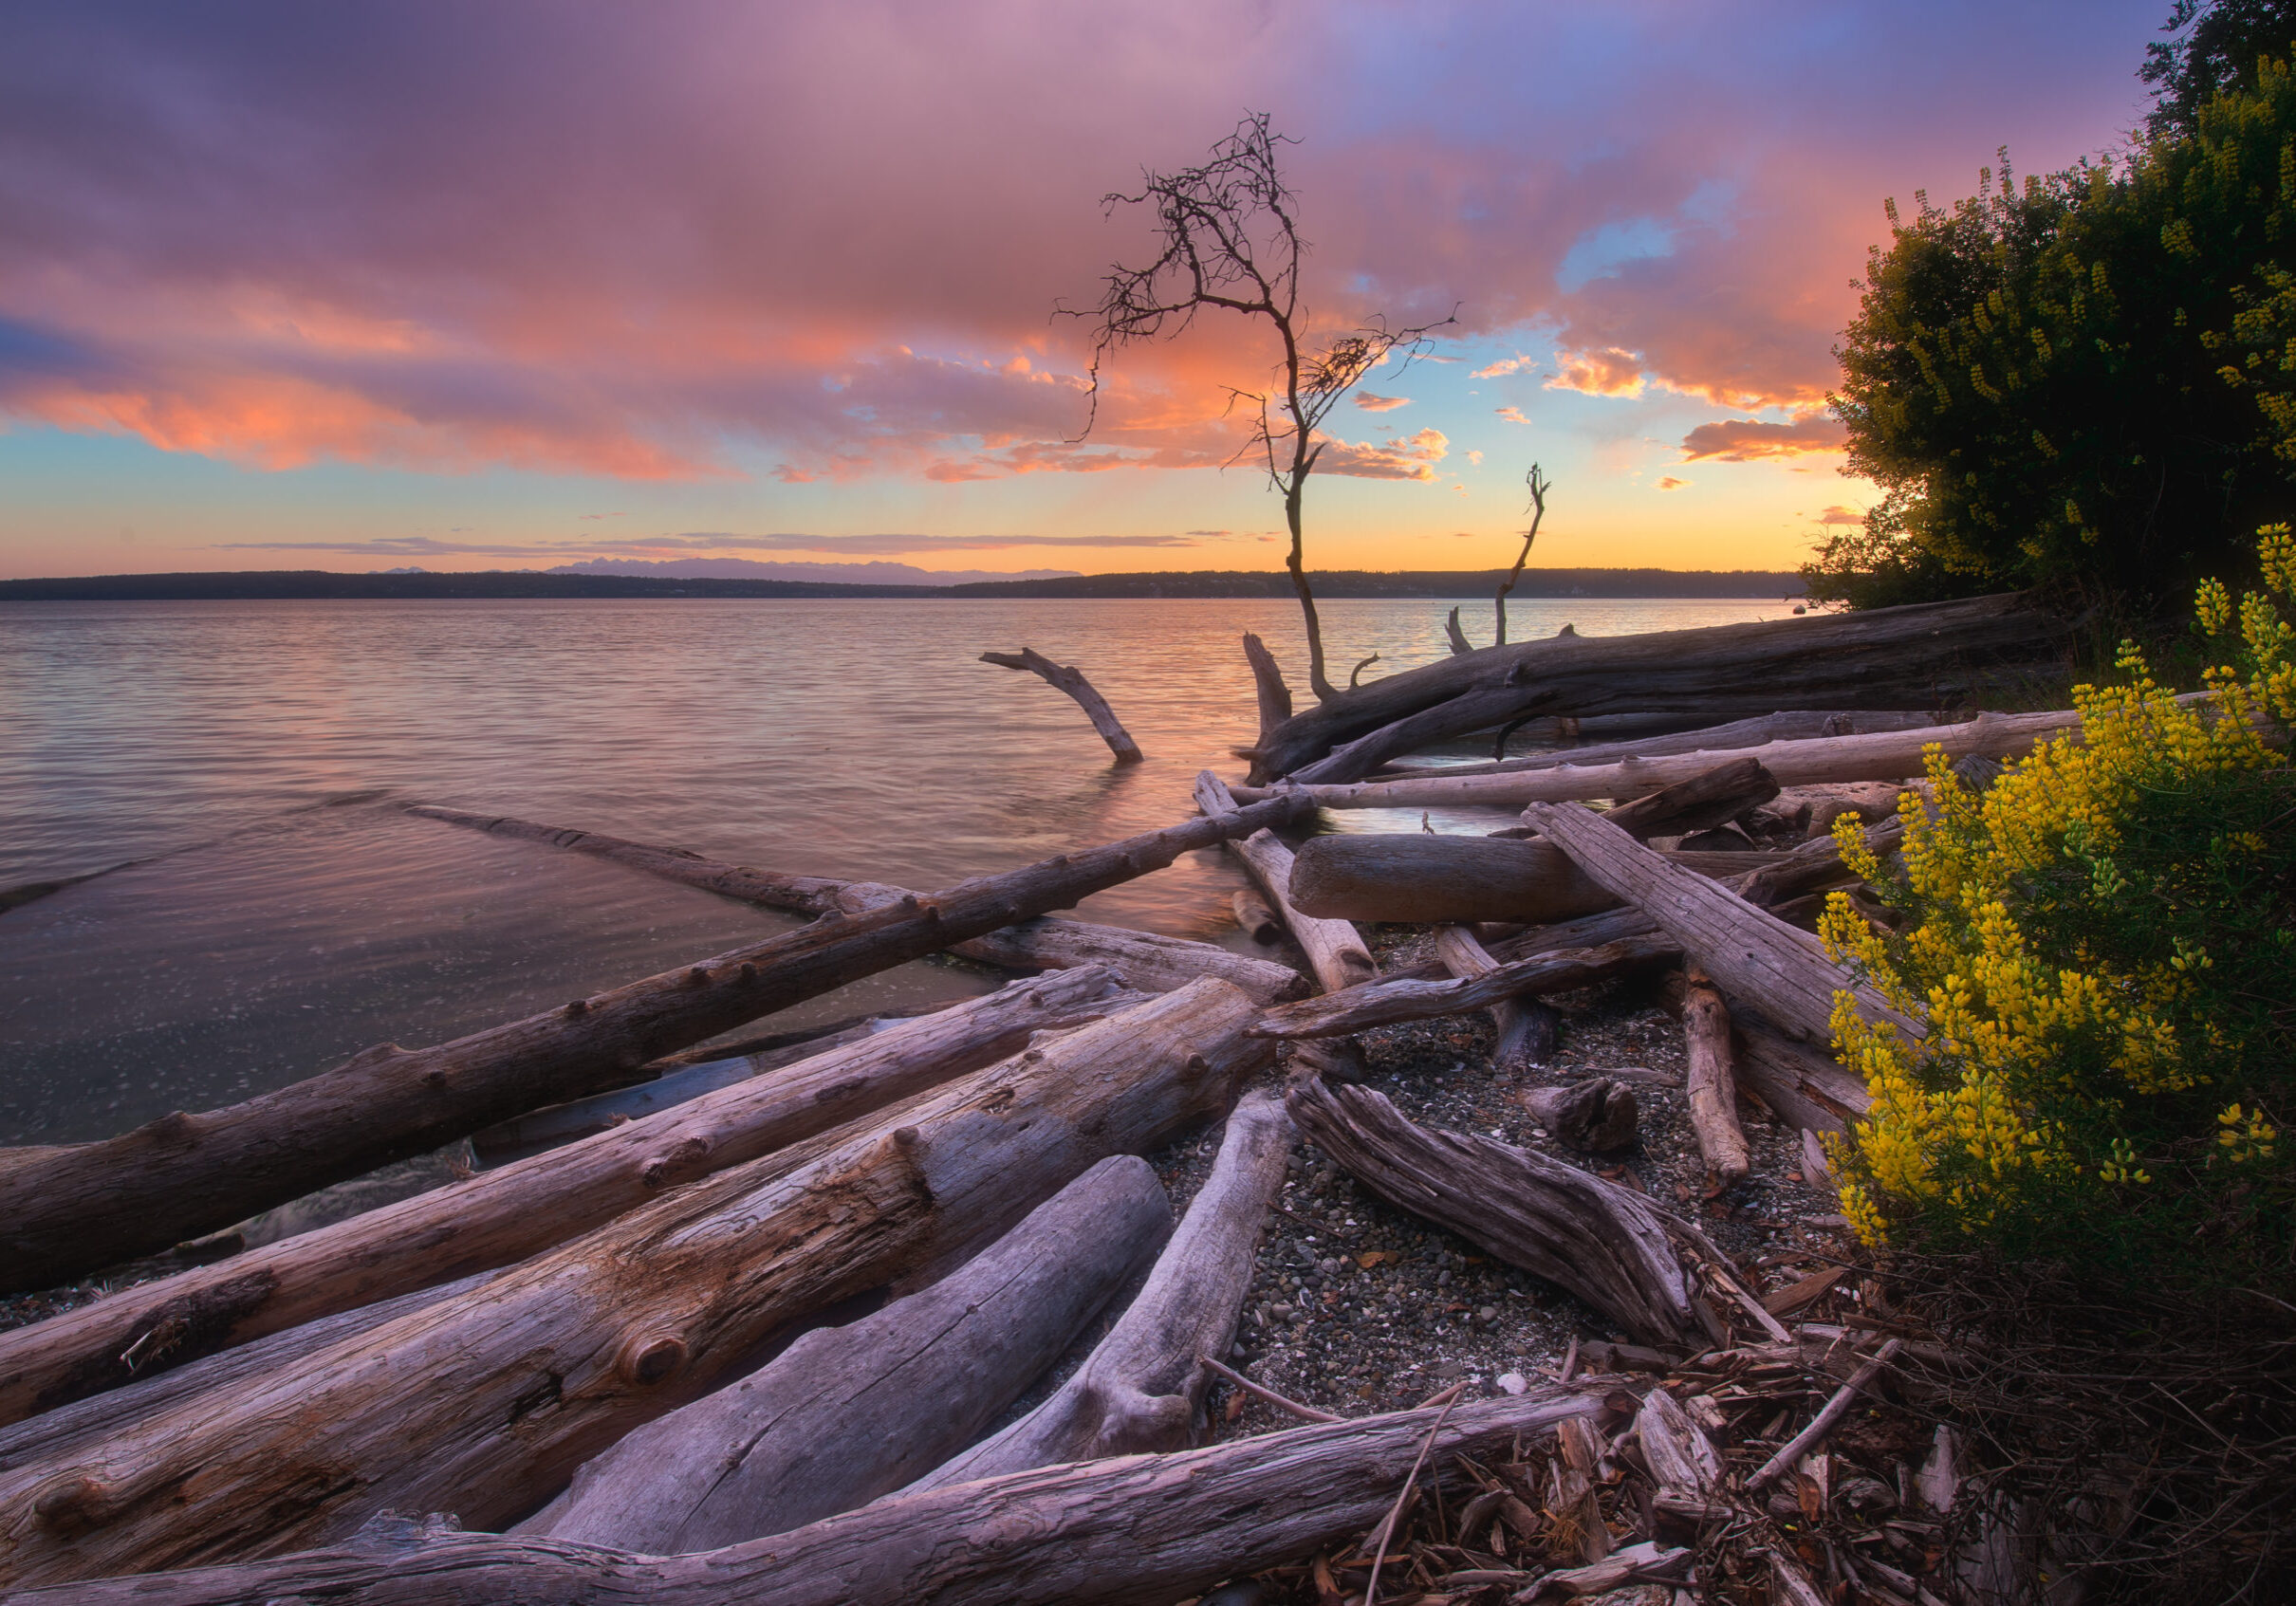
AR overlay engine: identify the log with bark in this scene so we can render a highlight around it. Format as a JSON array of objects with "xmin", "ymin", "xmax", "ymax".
[
  {"xmin": 906, "ymin": 1087, "xmax": 1294, "ymax": 1487},
  {"xmin": 1681, "ymin": 966, "xmax": 1751, "ymax": 1187},
  {"xmin": 1250, "ymin": 936, "xmax": 1676, "ymax": 1040},
  {"xmin": 1287, "ymin": 834, "xmax": 1784, "ymax": 925},
  {"xmin": 980, "ymin": 647, "xmax": 1143, "ymax": 765},
  {"xmin": 0, "ymin": 969, "xmax": 1136, "ymax": 1429},
  {"xmin": 1286, "ymin": 1075, "xmax": 1720, "ymax": 1349},
  {"xmin": 1372, "ymin": 710, "xmax": 1953, "ymax": 781},
  {"xmin": 20, "ymin": 1388, "xmax": 1614, "ymax": 1606},
  {"xmin": 0, "ymin": 980, "xmax": 1270, "ymax": 1585},
  {"xmin": 402, "ymin": 804, "xmax": 1301, "ymax": 1004},
  {"xmin": 1434, "ymin": 924, "xmax": 1556, "ymax": 1070},
  {"xmin": 1248, "ymin": 593, "xmax": 2059, "ymax": 783},
  {"xmin": 0, "ymin": 791, "xmax": 1310, "ymax": 1295},
  {"xmin": 1193, "ymin": 771, "xmax": 1376, "ymax": 994},
  {"xmin": 527, "ymin": 1154, "xmax": 1173, "ymax": 1551},
  {"xmin": 1235, "ymin": 705, "xmax": 2084, "ymax": 810},
  {"xmin": 1521, "ymin": 801, "xmax": 1921, "ymax": 1046}
]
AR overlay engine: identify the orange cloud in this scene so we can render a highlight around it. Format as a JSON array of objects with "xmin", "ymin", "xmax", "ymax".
[
  {"xmin": 1495, "ymin": 406, "xmax": 1529, "ymax": 424},
  {"xmin": 1545, "ymin": 347, "xmax": 1645, "ymax": 398},
  {"xmin": 1472, "ymin": 355, "xmax": 1535, "ymax": 378},
  {"xmin": 1679, "ymin": 412, "xmax": 1848, "ymax": 461},
  {"xmin": 1354, "ymin": 392, "xmax": 1411, "ymax": 412},
  {"xmin": 1656, "ymin": 474, "xmax": 1691, "ymax": 490},
  {"xmin": 1318, "ymin": 426, "xmax": 1449, "ymax": 480}
]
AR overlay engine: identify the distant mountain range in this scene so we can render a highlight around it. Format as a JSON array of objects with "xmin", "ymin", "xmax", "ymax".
[
  {"xmin": 547, "ymin": 557, "xmax": 1079, "ymax": 585},
  {"xmin": 0, "ymin": 566, "xmax": 1808, "ymax": 602}
]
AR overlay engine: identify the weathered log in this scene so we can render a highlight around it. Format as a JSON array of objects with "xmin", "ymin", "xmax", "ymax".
[
  {"xmin": 1236, "ymin": 706, "xmax": 2083, "ymax": 810},
  {"xmin": 402, "ymin": 804, "xmax": 1299, "ymax": 1004},
  {"xmin": 1434, "ymin": 925, "xmax": 1556, "ymax": 1070},
  {"xmin": 0, "ymin": 969, "xmax": 1132, "ymax": 1429},
  {"xmin": 1521, "ymin": 1079, "xmax": 1638, "ymax": 1151},
  {"xmin": 1444, "ymin": 604, "xmax": 1472, "ymax": 655},
  {"xmin": 1287, "ymin": 834, "xmax": 1782, "ymax": 925},
  {"xmin": 1251, "ymin": 937, "xmax": 1675, "ymax": 1040},
  {"xmin": 1732, "ymin": 1011, "xmax": 1872, "ymax": 1135},
  {"xmin": 1522, "ymin": 802, "xmax": 1920, "ymax": 1046},
  {"xmin": 1377, "ymin": 710, "xmax": 1954, "ymax": 781},
  {"xmin": 1231, "ymin": 888, "xmax": 1285, "ymax": 944},
  {"xmin": 1247, "ymin": 592, "xmax": 2057, "ymax": 783},
  {"xmin": 1288, "ymin": 676, "xmax": 1560, "ymax": 783},
  {"xmin": 529, "ymin": 1155, "xmax": 1173, "ymax": 1551},
  {"xmin": 1286, "ymin": 1076, "xmax": 1711, "ymax": 1348},
  {"xmin": 1194, "ymin": 771, "xmax": 1375, "ymax": 994},
  {"xmin": 22, "ymin": 1390, "xmax": 1613, "ymax": 1606},
  {"xmin": 1681, "ymin": 966, "xmax": 1751, "ymax": 1186},
  {"xmin": 1241, "ymin": 631, "xmax": 1293, "ymax": 747},
  {"xmin": 0, "ymin": 791, "xmax": 1309, "ymax": 1295},
  {"xmin": 909, "ymin": 1088, "xmax": 1295, "ymax": 1487},
  {"xmin": 981, "ymin": 647, "xmax": 1143, "ymax": 765},
  {"xmin": 0, "ymin": 981, "xmax": 1269, "ymax": 1585},
  {"xmin": 1731, "ymin": 814, "xmax": 1905, "ymax": 908},
  {"xmin": 1635, "ymin": 1381, "xmax": 1722, "ymax": 1497}
]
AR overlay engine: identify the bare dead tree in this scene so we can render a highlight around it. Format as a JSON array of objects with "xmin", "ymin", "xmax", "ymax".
[
  {"xmin": 1494, "ymin": 463, "xmax": 1550, "ymax": 647},
  {"xmin": 1072, "ymin": 113, "xmax": 1454, "ymax": 702}
]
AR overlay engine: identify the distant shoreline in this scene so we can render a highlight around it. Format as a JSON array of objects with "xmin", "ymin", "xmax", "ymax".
[{"xmin": 0, "ymin": 567, "xmax": 1806, "ymax": 602}]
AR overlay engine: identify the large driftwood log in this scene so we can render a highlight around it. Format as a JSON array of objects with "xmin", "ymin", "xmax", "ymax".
[
  {"xmin": 1249, "ymin": 593, "xmax": 2056, "ymax": 783},
  {"xmin": 1194, "ymin": 771, "xmax": 1375, "ymax": 994},
  {"xmin": 529, "ymin": 1155, "xmax": 1173, "ymax": 1552},
  {"xmin": 0, "ymin": 969, "xmax": 1130, "ymax": 1428},
  {"xmin": 1253, "ymin": 937, "xmax": 1674, "ymax": 1040},
  {"xmin": 1287, "ymin": 835, "xmax": 1781, "ymax": 924},
  {"xmin": 1287, "ymin": 677, "xmax": 1561, "ymax": 784},
  {"xmin": 1732, "ymin": 1010, "xmax": 1872, "ymax": 1135},
  {"xmin": 0, "ymin": 982, "xmax": 1269, "ymax": 1586},
  {"xmin": 907, "ymin": 1089, "xmax": 1295, "ymax": 1489},
  {"xmin": 22, "ymin": 1390, "xmax": 1613, "ymax": 1606},
  {"xmin": 402, "ymin": 804, "xmax": 1299, "ymax": 1004},
  {"xmin": 1434, "ymin": 925, "xmax": 1556, "ymax": 1070},
  {"xmin": 1681, "ymin": 967, "xmax": 1750, "ymax": 1186},
  {"xmin": 1377, "ymin": 710, "xmax": 1953, "ymax": 781},
  {"xmin": 980, "ymin": 647, "xmax": 1143, "ymax": 765},
  {"xmin": 1522, "ymin": 802, "xmax": 1921, "ymax": 1045},
  {"xmin": 1237, "ymin": 706, "xmax": 2083, "ymax": 810},
  {"xmin": 0, "ymin": 792, "xmax": 1309, "ymax": 1294},
  {"xmin": 1287, "ymin": 1076, "xmax": 1712, "ymax": 1348}
]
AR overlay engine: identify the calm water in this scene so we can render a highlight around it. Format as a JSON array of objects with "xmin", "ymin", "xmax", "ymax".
[{"xmin": 0, "ymin": 596, "xmax": 1788, "ymax": 1143}]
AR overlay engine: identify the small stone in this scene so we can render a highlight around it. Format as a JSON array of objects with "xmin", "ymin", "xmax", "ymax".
[
  {"xmin": 1496, "ymin": 1371, "xmax": 1528, "ymax": 1395},
  {"xmin": 1477, "ymin": 1305, "xmax": 1498, "ymax": 1323}
]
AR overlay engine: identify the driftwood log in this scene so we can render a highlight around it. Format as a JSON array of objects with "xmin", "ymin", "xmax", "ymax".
[
  {"xmin": 1732, "ymin": 1011, "xmax": 1873, "ymax": 1135},
  {"xmin": 20, "ymin": 1389, "xmax": 1613, "ymax": 1606},
  {"xmin": 1231, "ymin": 888, "xmax": 1285, "ymax": 944},
  {"xmin": 1434, "ymin": 924, "xmax": 1556, "ymax": 1070},
  {"xmin": 980, "ymin": 647, "xmax": 1143, "ymax": 765},
  {"xmin": 1248, "ymin": 593, "xmax": 2056, "ymax": 783},
  {"xmin": 528, "ymin": 1155, "xmax": 1173, "ymax": 1551},
  {"xmin": 1681, "ymin": 966, "xmax": 1751, "ymax": 1186},
  {"xmin": 0, "ymin": 790, "xmax": 1308, "ymax": 1295},
  {"xmin": 1287, "ymin": 835, "xmax": 1782, "ymax": 925},
  {"xmin": 0, "ymin": 980, "xmax": 1269, "ymax": 1586},
  {"xmin": 908, "ymin": 1087, "xmax": 1294, "ymax": 1488},
  {"xmin": 1241, "ymin": 632, "xmax": 1293, "ymax": 747},
  {"xmin": 1194, "ymin": 771, "xmax": 1375, "ymax": 994},
  {"xmin": 1521, "ymin": 1078, "xmax": 1638, "ymax": 1152},
  {"xmin": 1377, "ymin": 710, "xmax": 1953, "ymax": 781},
  {"xmin": 1523, "ymin": 802, "xmax": 1920, "ymax": 1046},
  {"xmin": 1251, "ymin": 936, "xmax": 1676, "ymax": 1040},
  {"xmin": 1237, "ymin": 706, "xmax": 2083, "ymax": 810},
  {"xmin": 402, "ymin": 804, "xmax": 1299, "ymax": 1004},
  {"xmin": 0, "ymin": 969, "xmax": 1131, "ymax": 1428},
  {"xmin": 1286, "ymin": 1076, "xmax": 1714, "ymax": 1349}
]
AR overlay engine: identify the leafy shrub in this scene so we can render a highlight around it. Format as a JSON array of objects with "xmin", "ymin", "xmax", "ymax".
[{"xmin": 1820, "ymin": 529, "xmax": 2296, "ymax": 1290}]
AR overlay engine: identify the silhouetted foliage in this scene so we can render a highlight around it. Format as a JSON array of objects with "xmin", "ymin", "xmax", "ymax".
[{"xmin": 2143, "ymin": 0, "xmax": 2296, "ymax": 137}]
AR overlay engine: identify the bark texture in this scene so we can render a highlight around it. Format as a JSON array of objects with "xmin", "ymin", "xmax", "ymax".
[
  {"xmin": 1286, "ymin": 834, "xmax": 1781, "ymax": 925},
  {"xmin": 21, "ymin": 1390, "xmax": 1612, "ymax": 1606},
  {"xmin": 529, "ymin": 1155, "xmax": 1172, "ymax": 1551},
  {"xmin": 0, "ymin": 969, "xmax": 1126, "ymax": 1429},
  {"xmin": 0, "ymin": 981, "xmax": 1270, "ymax": 1586},
  {"xmin": 980, "ymin": 648, "xmax": 1144, "ymax": 765},
  {"xmin": 0, "ymin": 792, "xmax": 1307, "ymax": 1294}
]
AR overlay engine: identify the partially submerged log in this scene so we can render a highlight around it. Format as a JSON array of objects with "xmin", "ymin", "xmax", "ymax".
[
  {"xmin": 1522, "ymin": 802, "xmax": 1920, "ymax": 1046},
  {"xmin": 1194, "ymin": 771, "xmax": 1375, "ymax": 994},
  {"xmin": 1249, "ymin": 593, "xmax": 2057, "ymax": 783},
  {"xmin": 1434, "ymin": 924, "xmax": 1556, "ymax": 1070},
  {"xmin": 1287, "ymin": 834, "xmax": 1782, "ymax": 925},
  {"xmin": 0, "ymin": 980, "xmax": 1269, "ymax": 1584},
  {"xmin": 1236, "ymin": 706, "xmax": 2083, "ymax": 811},
  {"xmin": 1241, "ymin": 632, "xmax": 1293, "ymax": 747},
  {"xmin": 1231, "ymin": 888, "xmax": 1285, "ymax": 944},
  {"xmin": 402, "ymin": 804, "xmax": 1299, "ymax": 1004},
  {"xmin": 981, "ymin": 647, "xmax": 1143, "ymax": 765},
  {"xmin": 529, "ymin": 1154, "xmax": 1173, "ymax": 1552},
  {"xmin": 1251, "ymin": 936, "xmax": 1675, "ymax": 1040},
  {"xmin": 28, "ymin": 1389, "xmax": 1613, "ymax": 1606},
  {"xmin": 908, "ymin": 1088, "xmax": 1294, "ymax": 1487},
  {"xmin": 1286, "ymin": 1076, "xmax": 1713, "ymax": 1349},
  {"xmin": 1522, "ymin": 1079, "xmax": 1638, "ymax": 1152},
  {"xmin": 0, "ymin": 791, "xmax": 1310, "ymax": 1294},
  {"xmin": 0, "ymin": 969, "xmax": 1128, "ymax": 1429},
  {"xmin": 1681, "ymin": 966, "xmax": 1751, "ymax": 1187}
]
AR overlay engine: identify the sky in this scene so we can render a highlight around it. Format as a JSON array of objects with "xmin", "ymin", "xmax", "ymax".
[{"xmin": 0, "ymin": 0, "xmax": 2176, "ymax": 580}]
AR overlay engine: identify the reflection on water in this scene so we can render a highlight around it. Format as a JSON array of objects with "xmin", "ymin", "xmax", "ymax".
[{"xmin": 0, "ymin": 595, "xmax": 1787, "ymax": 1143}]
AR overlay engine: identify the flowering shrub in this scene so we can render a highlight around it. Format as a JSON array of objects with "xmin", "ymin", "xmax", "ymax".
[{"xmin": 1819, "ymin": 529, "xmax": 2296, "ymax": 1287}]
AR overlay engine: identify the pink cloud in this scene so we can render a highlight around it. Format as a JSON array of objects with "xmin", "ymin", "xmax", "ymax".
[
  {"xmin": 1317, "ymin": 425, "xmax": 1449, "ymax": 480},
  {"xmin": 1656, "ymin": 474, "xmax": 1692, "ymax": 490},
  {"xmin": 1545, "ymin": 347, "xmax": 1645, "ymax": 398},
  {"xmin": 1495, "ymin": 406, "xmax": 1530, "ymax": 424},
  {"xmin": 1679, "ymin": 412, "xmax": 1848, "ymax": 461},
  {"xmin": 1354, "ymin": 392, "xmax": 1411, "ymax": 412},
  {"xmin": 1471, "ymin": 355, "xmax": 1535, "ymax": 378}
]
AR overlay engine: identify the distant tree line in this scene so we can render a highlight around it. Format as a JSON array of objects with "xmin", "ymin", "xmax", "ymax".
[{"xmin": 1813, "ymin": 0, "xmax": 2296, "ymax": 612}]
